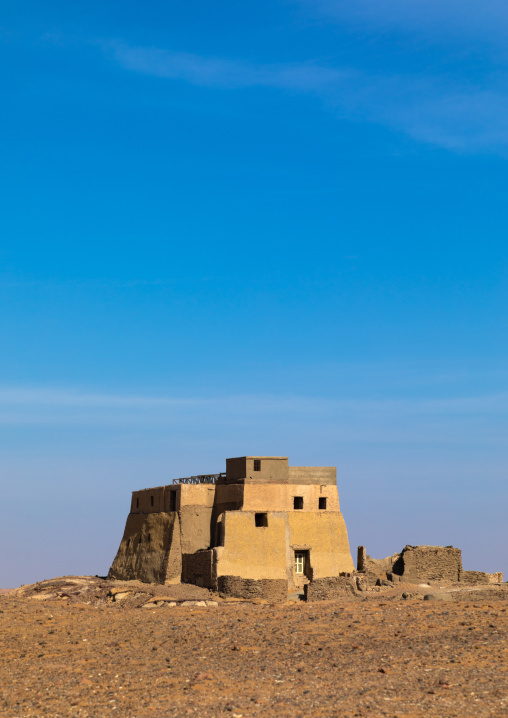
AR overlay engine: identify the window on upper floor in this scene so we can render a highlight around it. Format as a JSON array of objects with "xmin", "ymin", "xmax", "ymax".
[
  {"xmin": 255, "ymin": 512, "xmax": 268, "ymax": 527},
  {"xmin": 150, "ymin": 495, "xmax": 154, "ymax": 507},
  {"xmin": 254, "ymin": 459, "xmax": 261, "ymax": 471},
  {"xmin": 294, "ymin": 496, "xmax": 303, "ymax": 510},
  {"xmin": 169, "ymin": 491, "xmax": 176, "ymax": 511},
  {"xmin": 319, "ymin": 497, "xmax": 327, "ymax": 510}
]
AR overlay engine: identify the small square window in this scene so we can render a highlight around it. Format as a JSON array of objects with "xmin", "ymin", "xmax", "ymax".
[
  {"xmin": 319, "ymin": 497, "xmax": 327, "ymax": 510},
  {"xmin": 294, "ymin": 496, "xmax": 303, "ymax": 510},
  {"xmin": 255, "ymin": 512, "xmax": 268, "ymax": 527},
  {"xmin": 254, "ymin": 459, "xmax": 261, "ymax": 471}
]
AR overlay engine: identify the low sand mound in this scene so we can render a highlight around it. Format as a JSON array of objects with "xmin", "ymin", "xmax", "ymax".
[{"xmin": 13, "ymin": 575, "xmax": 215, "ymax": 608}]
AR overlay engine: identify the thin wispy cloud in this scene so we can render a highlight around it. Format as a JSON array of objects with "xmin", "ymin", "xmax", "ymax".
[
  {"xmin": 0, "ymin": 278, "xmax": 169, "ymax": 289},
  {"xmin": 107, "ymin": 41, "xmax": 508, "ymax": 152},
  {"xmin": 295, "ymin": 0, "xmax": 508, "ymax": 42},
  {"xmin": 109, "ymin": 42, "xmax": 348, "ymax": 91},
  {"xmin": 1, "ymin": 385, "xmax": 506, "ymax": 425}
]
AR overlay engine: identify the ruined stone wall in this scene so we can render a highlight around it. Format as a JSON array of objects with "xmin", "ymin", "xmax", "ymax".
[
  {"xmin": 217, "ymin": 576, "xmax": 288, "ymax": 602},
  {"xmin": 182, "ymin": 550, "xmax": 215, "ymax": 589},
  {"xmin": 397, "ymin": 545, "xmax": 462, "ymax": 582},
  {"xmin": 304, "ymin": 576, "xmax": 356, "ymax": 601},
  {"xmin": 357, "ymin": 546, "xmax": 400, "ymax": 576},
  {"xmin": 461, "ymin": 570, "xmax": 503, "ymax": 585}
]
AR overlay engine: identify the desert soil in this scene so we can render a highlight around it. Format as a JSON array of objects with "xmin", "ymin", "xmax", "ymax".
[{"xmin": 0, "ymin": 576, "xmax": 506, "ymax": 717}]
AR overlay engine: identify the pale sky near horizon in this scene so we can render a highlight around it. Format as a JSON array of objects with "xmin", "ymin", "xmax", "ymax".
[{"xmin": 1, "ymin": 1, "xmax": 507, "ymax": 587}]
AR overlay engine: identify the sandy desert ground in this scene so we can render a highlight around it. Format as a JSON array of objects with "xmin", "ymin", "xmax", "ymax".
[{"xmin": 0, "ymin": 576, "xmax": 506, "ymax": 717}]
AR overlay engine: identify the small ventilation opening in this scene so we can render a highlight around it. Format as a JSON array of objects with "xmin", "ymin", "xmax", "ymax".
[
  {"xmin": 147, "ymin": 533, "xmax": 151, "ymax": 543},
  {"xmin": 254, "ymin": 459, "xmax": 261, "ymax": 471},
  {"xmin": 150, "ymin": 495, "xmax": 154, "ymax": 507},
  {"xmin": 255, "ymin": 512, "xmax": 268, "ymax": 527},
  {"xmin": 294, "ymin": 496, "xmax": 304, "ymax": 510},
  {"xmin": 136, "ymin": 497, "xmax": 139, "ymax": 509},
  {"xmin": 319, "ymin": 497, "xmax": 327, "ymax": 510}
]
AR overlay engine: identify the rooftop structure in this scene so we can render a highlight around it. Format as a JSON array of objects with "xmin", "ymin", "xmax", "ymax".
[{"xmin": 109, "ymin": 456, "xmax": 354, "ymax": 601}]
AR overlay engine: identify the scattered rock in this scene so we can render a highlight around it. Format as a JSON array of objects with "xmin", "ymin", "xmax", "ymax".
[
  {"xmin": 195, "ymin": 673, "xmax": 213, "ymax": 681},
  {"xmin": 424, "ymin": 593, "xmax": 453, "ymax": 602},
  {"xmin": 180, "ymin": 600, "xmax": 208, "ymax": 607}
]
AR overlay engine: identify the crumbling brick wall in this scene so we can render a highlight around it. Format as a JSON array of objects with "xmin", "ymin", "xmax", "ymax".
[
  {"xmin": 304, "ymin": 576, "xmax": 356, "ymax": 601},
  {"xmin": 217, "ymin": 576, "xmax": 288, "ymax": 602},
  {"xmin": 395, "ymin": 545, "xmax": 462, "ymax": 582},
  {"xmin": 461, "ymin": 570, "xmax": 503, "ymax": 585}
]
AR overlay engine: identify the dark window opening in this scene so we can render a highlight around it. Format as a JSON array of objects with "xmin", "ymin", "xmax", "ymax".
[
  {"xmin": 136, "ymin": 497, "xmax": 139, "ymax": 509},
  {"xmin": 138, "ymin": 536, "xmax": 142, "ymax": 545},
  {"xmin": 254, "ymin": 459, "xmax": 261, "ymax": 471},
  {"xmin": 294, "ymin": 496, "xmax": 304, "ymax": 510},
  {"xmin": 216, "ymin": 520, "xmax": 225, "ymax": 547},
  {"xmin": 147, "ymin": 533, "xmax": 151, "ymax": 543},
  {"xmin": 150, "ymin": 495, "xmax": 154, "ymax": 507},
  {"xmin": 169, "ymin": 491, "xmax": 176, "ymax": 511},
  {"xmin": 319, "ymin": 497, "xmax": 327, "ymax": 510},
  {"xmin": 255, "ymin": 512, "xmax": 268, "ymax": 527}
]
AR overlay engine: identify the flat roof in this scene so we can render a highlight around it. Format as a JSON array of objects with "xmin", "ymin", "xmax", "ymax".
[{"xmin": 227, "ymin": 456, "xmax": 288, "ymax": 460}]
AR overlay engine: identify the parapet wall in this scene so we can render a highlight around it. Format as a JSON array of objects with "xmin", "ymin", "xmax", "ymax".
[{"xmin": 288, "ymin": 466, "xmax": 336, "ymax": 486}]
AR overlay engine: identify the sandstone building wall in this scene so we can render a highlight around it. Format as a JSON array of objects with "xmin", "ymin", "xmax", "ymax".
[{"xmin": 109, "ymin": 456, "xmax": 355, "ymax": 600}]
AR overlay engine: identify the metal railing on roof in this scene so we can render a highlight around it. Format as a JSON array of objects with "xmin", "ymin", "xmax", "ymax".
[{"xmin": 172, "ymin": 473, "xmax": 225, "ymax": 485}]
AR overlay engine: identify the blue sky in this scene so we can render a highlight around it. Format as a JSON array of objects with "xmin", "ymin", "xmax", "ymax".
[{"xmin": 1, "ymin": 1, "xmax": 507, "ymax": 587}]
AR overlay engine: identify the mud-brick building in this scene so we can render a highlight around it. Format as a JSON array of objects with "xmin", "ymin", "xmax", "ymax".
[{"xmin": 109, "ymin": 456, "xmax": 354, "ymax": 601}]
